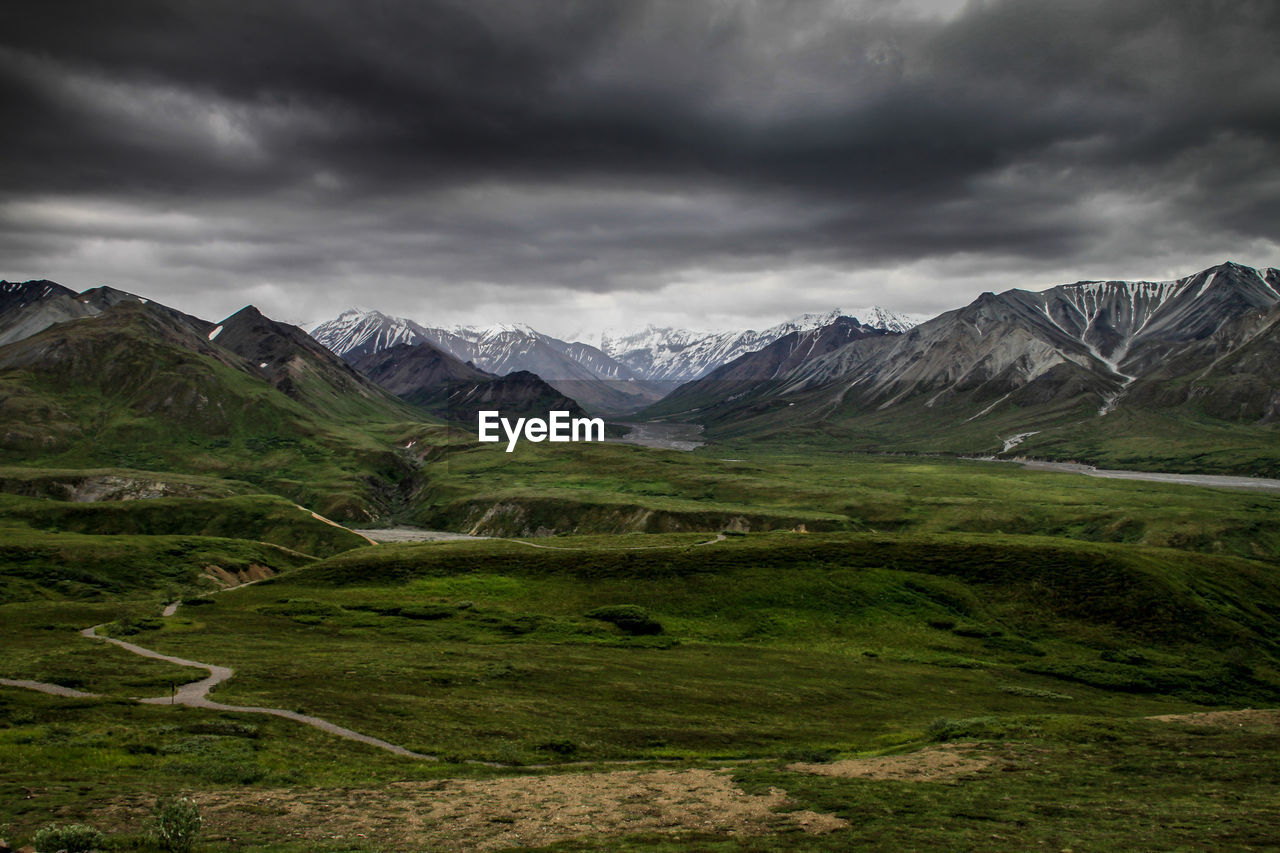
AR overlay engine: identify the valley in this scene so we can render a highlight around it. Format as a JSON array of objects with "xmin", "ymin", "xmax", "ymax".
[{"xmin": 2, "ymin": 264, "xmax": 1279, "ymax": 851}]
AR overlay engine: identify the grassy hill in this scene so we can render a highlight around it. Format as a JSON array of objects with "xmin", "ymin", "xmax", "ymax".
[
  {"xmin": 0, "ymin": 301, "xmax": 427, "ymax": 521},
  {"xmin": 2, "ymin": 300, "xmax": 1278, "ymax": 849},
  {"xmin": 3, "ymin": 521, "xmax": 1278, "ymax": 849}
]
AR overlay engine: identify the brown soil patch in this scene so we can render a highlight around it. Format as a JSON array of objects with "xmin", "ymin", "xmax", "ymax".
[
  {"xmin": 300, "ymin": 505, "xmax": 379, "ymax": 545},
  {"xmin": 787, "ymin": 743, "xmax": 1000, "ymax": 782},
  {"xmin": 1148, "ymin": 708, "xmax": 1280, "ymax": 729},
  {"xmin": 182, "ymin": 768, "xmax": 845, "ymax": 851},
  {"xmin": 202, "ymin": 563, "xmax": 274, "ymax": 587}
]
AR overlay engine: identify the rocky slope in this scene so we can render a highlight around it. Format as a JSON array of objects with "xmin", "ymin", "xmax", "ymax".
[
  {"xmin": 310, "ymin": 311, "xmax": 663, "ymax": 414},
  {"xmin": 350, "ymin": 342, "xmax": 586, "ymax": 422},
  {"xmin": 649, "ymin": 263, "xmax": 1280, "ymax": 458},
  {"xmin": 589, "ymin": 307, "xmax": 919, "ymax": 385}
]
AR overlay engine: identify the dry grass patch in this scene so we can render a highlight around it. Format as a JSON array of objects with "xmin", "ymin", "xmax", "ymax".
[
  {"xmin": 1148, "ymin": 708, "xmax": 1280, "ymax": 729},
  {"xmin": 179, "ymin": 768, "xmax": 845, "ymax": 850},
  {"xmin": 786, "ymin": 743, "xmax": 1004, "ymax": 782}
]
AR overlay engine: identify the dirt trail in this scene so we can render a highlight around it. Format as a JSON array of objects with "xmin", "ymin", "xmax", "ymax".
[
  {"xmin": 295, "ymin": 504, "xmax": 379, "ymax": 545},
  {"xmin": 3, "ymin": 526, "xmax": 722, "ymax": 762},
  {"xmin": 0, "ymin": 677, "xmax": 98, "ymax": 699},
  {"xmin": 77, "ymin": 623, "xmax": 434, "ymax": 759}
]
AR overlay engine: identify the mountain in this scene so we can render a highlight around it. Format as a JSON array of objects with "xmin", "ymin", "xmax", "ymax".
[
  {"xmin": 0, "ymin": 280, "xmax": 98, "ymax": 347},
  {"xmin": 301, "ymin": 308, "xmax": 433, "ymax": 361},
  {"xmin": 349, "ymin": 342, "xmax": 586, "ymax": 422},
  {"xmin": 586, "ymin": 307, "xmax": 919, "ymax": 385},
  {"xmin": 0, "ymin": 279, "xmax": 77, "ymax": 315},
  {"xmin": 649, "ymin": 262, "xmax": 1280, "ymax": 473},
  {"xmin": 642, "ymin": 316, "xmax": 896, "ymax": 418},
  {"xmin": 309, "ymin": 311, "xmax": 665, "ymax": 415},
  {"xmin": 308, "ymin": 306, "xmax": 920, "ymax": 412},
  {"xmin": 211, "ymin": 305, "xmax": 410, "ymax": 421},
  {"xmin": 0, "ymin": 288, "xmax": 420, "ymax": 520}
]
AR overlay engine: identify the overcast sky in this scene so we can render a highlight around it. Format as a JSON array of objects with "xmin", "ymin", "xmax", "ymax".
[{"xmin": 2, "ymin": 0, "xmax": 1278, "ymax": 338}]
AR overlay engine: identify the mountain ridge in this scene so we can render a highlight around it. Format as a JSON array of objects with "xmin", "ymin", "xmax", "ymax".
[
  {"xmin": 642, "ymin": 261, "xmax": 1280, "ymax": 473},
  {"xmin": 308, "ymin": 310, "xmax": 665, "ymax": 415}
]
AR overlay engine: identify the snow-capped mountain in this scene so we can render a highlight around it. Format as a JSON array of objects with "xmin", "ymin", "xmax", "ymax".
[
  {"xmin": 646, "ymin": 261, "xmax": 1280, "ymax": 433},
  {"xmin": 302, "ymin": 309, "xmax": 433, "ymax": 360},
  {"xmin": 309, "ymin": 305, "xmax": 920, "ymax": 401},
  {"xmin": 582, "ymin": 306, "xmax": 919, "ymax": 385},
  {"xmin": 309, "ymin": 311, "xmax": 668, "ymax": 414}
]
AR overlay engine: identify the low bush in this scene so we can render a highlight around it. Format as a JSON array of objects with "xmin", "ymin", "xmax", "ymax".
[
  {"xmin": 983, "ymin": 635, "xmax": 1046, "ymax": 656},
  {"xmin": 33, "ymin": 823, "xmax": 105, "ymax": 853},
  {"xmin": 999, "ymin": 684, "xmax": 1073, "ymax": 701},
  {"xmin": 536, "ymin": 738, "xmax": 578, "ymax": 756},
  {"xmin": 148, "ymin": 794, "xmax": 202, "ymax": 852},
  {"xmin": 782, "ymin": 747, "xmax": 839, "ymax": 763},
  {"xmin": 952, "ymin": 623, "xmax": 1003, "ymax": 638},
  {"xmin": 585, "ymin": 604, "xmax": 663, "ymax": 635},
  {"xmin": 258, "ymin": 598, "xmax": 344, "ymax": 624}
]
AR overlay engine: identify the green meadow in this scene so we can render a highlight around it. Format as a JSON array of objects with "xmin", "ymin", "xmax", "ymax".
[{"xmin": 2, "ymin": 442, "xmax": 1279, "ymax": 850}]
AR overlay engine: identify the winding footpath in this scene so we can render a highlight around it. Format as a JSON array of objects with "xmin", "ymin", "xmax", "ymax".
[
  {"xmin": 76, "ymin": 622, "xmax": 432, "ymax": 759},
  {"xmin": 3, "ymin": 530, "xmax": 732, "ymax": 760},
  {"xmin": 2, "ymin": 583, "xmax": 434, "ymax": 760},
  {"xmin": 0, "ymin": 678, "xmax": 98, "ymax": 699}
]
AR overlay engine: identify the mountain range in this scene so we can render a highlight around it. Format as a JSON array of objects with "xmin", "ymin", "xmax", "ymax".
[
  {"xmin": 348, "ymin": 343, "xmax": 586, "ymax": 424},
  {"xmin": 307, "ymin": 313, "xmax": 665, "ymax": 414},
  {"xmin": 643, "ymin": 261, "xmax": 1280, "ymax": 472},
  {"xmin": 2, "ymin": 260, "xmax": 1277, "ymax": 490},
  {"xmin": 574, "ymin": 306, "xmax": 919, "ymax": 385},
  {"xmin": 0, "ymin": 280, "xmax": 424, "ymax": 519},
  {"xmin": 307, "ymin": 306, "xmax": 918, "ymax": 414}
]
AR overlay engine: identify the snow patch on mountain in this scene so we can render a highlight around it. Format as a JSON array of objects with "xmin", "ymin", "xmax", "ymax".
[{"xmin": 577, "ymin": 306, "xmax": 918, "ymax": 384}]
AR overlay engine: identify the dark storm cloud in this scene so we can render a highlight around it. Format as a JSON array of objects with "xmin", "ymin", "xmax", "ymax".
[{"xmin": 1, "ymin": 0, "xmax": 1277, "ymax": 329}]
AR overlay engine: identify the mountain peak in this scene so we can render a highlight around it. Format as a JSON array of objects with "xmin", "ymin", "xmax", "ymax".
[{"xmin": 223, "ymin": 305, "xmax": 267, "ymax": 323}]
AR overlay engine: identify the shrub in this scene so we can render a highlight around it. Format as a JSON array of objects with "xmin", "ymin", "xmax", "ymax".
[
  {"xmin": 782, "ymin": 747, "xmax": 839, "ymax": 763},
  {"xmin": 397, "ymin": 604, "xmax": 455, "ymax": 620},
  {"xmin": 925, "ymin": 716, "xmax": 1033, "ymax": 742},
  {"xmin": 33, "ymin": 823, "xmax": 105, "ymax": 853},
  {"xmin": 999, "ymin": 684, "xmax": 1073, "ymax": 700},
  {"xmin": 951, "ymin": 623, "xmax": 1002, "ymax": 638},
  {"xmin": 983, "ymin": 635, "xmax": 1046, "ymax": 656},
  {"xmin": 585, "ymin": 604, "xmax": 663, "ymax": 635},
  {"xmin": 1100, "ymin": 648, "xmax": 1150, "ymax": 665},
  {"xmin": 536, "ymin": 738, "xmax": 578, "ymax": 756},
  {"xmin": 258, "ymin": 598, "xmax": 344, "ymax": 624},
  {"xmin": 110, "ymin": 615, "xmax": 165, "ymax": 635},
  {"xmin": 171, "ymin": 758, "xmax": 265, "ymax": 784},
  {"xmin": 149, "ymin": 795, "xmax": 202, "ymax": 852}
]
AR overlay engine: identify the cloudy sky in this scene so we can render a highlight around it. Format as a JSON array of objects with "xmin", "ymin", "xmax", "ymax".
[{"xmin": 2, "ymin": 0, "xmax": 1278, "ymax": 338}]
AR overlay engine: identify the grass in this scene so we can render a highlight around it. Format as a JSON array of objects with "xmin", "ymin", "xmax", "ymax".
[
  {"xmin": 415, "ymin": 435, "xmax": 1280, "ymax": 563},
  {"xmin": 0, "ymin": 528, "xmax": 317, "ymax": 603},
  {"xmin": 0, "ymin": 305, "xmax": 429, "ymax": 522},
  {"xmin": 0, "ymin": 493, "xmax": 368, "ymax": 559},
  {"xmin": 642, "ymin": 349, "xmax": 1280, "ymax": 478},
  {"xmin": 2, "ymin": 427, "xmax": 1279, "ymax": 849}
]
